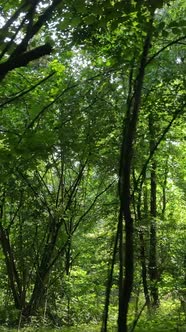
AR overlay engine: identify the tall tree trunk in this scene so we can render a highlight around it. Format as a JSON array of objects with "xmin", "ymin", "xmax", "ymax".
[
  {"xmin": 23, "ymin": 218, "xmax": 61, "ymax": 317},
  {"xmin": 136, "ymin": 181, "xmax": 151, "ymax": 312},
  {"xmin": 162, "ymin": 157, "xmax": 168, "ymax": 217},
  {"xmin": 0, "ymin": 200, "xmax": 24, "ymax": 310},
  {"xmin": 148, "ymin": 114, "xmax": 159, "ymax": 307},
  {"xmin": 118, "ymin": 22, "xmax": 153, "ymax": 332},
  {"xmin": 0, "ymin": 224, "xmax": 23, "ymax": 309},
  {"xmin": 101, "ymin": 225, "xmax": 119, "ymax": 332},
  {"xmin": 139, "ymin": 230, "xmax": 151, "ymax": 310}
]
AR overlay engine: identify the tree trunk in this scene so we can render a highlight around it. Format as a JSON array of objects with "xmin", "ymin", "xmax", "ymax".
[
  {"xmin": 0, "ymin": 201, "xmax": 25, "ymax": 310},
  {"xmin": 136, "ymin": 182, "xmax": 151, "ymax": 312},
  {"xmin": 23, "ymin": 219, "xmax": 61, "ymax": 317},
  {"xmin": 101, "ymin": 225, "xmax": 119, "ymax": 332},
  {"xmin": 148, "ymin": 114, "xmax": 159, "ymax": 307},
  {"xmin": 139, "ymin": 230, "xmax": 151, "ymax": 310},
  {"xmin": 118, "ymin": 23, "xmax": 153, "ymax": 332}
]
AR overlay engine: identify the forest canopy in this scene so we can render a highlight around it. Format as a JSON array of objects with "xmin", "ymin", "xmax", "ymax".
[{"xmin": 0, "ymin": 1, "xmax": 185, "ymax": 331}]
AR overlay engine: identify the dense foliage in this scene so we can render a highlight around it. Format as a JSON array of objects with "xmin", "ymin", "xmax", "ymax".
[{"xmin": 0, "ymin": 0, "xmax": 185, "ymax": 331}]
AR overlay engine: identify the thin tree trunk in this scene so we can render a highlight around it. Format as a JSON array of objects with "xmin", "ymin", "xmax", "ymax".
[
  {"xmin": 139, "ymin": 230, "xmax": 151, "ymax": 310},
  {"xmin": 118, "ymin": 22, "xmax": 153, "ymax": 332},
  {"xmin": 148, "ymin": 114, "xmax": 159, "ymax": 307},
  {"xmin": 23, "ymin": 219, "xmax": 61, "ymax": 317},
  {"xmin": 0, "ymin": 200, "xmax": 24, "ymax": 310},
  {"xmin": 162, "ymin": 157, "xmax": 168, "ymax": 217},
  {"xmin": 137, "ymin": 185, "xmax": 151, "ymax": 311},
  {"xmin": 101, "ymin": 224, "xmax": 119, "ymax": 332},
  {"xmin": 0, "ymin": 225, "xmax": 23, "ymax": 308}
]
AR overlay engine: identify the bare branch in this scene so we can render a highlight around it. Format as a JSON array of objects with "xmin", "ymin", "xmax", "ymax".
[
  {"xmin": 133, "ymin": 104, "xmax": 186, "ymax": 195},
  {"xmin": 146, "ymin": 36, "xmax": 186, "ymax": 66},
  {"xmin": 0, "ymin": 71, "xmax": 55, "ymax": 109},
  {"xmin": 73, "ymin": 180, "xmax": 115, "ymax": 234}
]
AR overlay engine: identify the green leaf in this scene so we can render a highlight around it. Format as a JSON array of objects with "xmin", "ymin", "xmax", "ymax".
[
  {"xmin": 71, "ymin": 16, "xmax": 82, "ymax": 27},
  {"xmin": 84, "ymin": 14, "xmax": 97, "ymax": 25}
]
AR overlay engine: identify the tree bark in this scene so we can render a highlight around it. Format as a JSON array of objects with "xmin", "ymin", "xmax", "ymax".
[
  {"xmin": 0, "ymin": 44, "xmax": 52, "ymax": 80},
  {"xmin": 0, "ymin": 200, "xmax": 24, "ymax": 310},
  {"xmin": 0, "ymin": 0, "xmax": 63, "ymax": 81},
  {"xmin": 136, "ymin": 183, "xmax": 151, "ymax": 311},
  {"xmin": 22, "ymin": 218, "xmax": 61, "ymax": 317},
  {"xmin": 118, "ymin": 22, "xmax": 153, "ymax": 332},
  {"xmin": 101, "ymin": 225, "xmax": 119, "ymax": 332},
  {"xmin": 148, "ymin": 114, "xmax": 159, "ymax": 307}
]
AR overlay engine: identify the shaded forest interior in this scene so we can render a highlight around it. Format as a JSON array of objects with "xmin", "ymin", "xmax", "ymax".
[{"xmin": 0, "ymin": 1, "xmax": 185, "ymax": 331}]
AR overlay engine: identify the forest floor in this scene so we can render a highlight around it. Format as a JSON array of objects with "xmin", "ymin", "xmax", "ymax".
[
  {"xmin": 0, "ymin": 319, "xmax": 185, "ymax": 332},
  {"xmin": 0, "ymin": 301, "xmax": 185, "ymax": 332}
]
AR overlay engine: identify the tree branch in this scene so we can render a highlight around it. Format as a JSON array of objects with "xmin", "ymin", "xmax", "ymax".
[
  {"xmin": 133, "ymin": 104, "xmax": 185, "ymax": 195},
  {"xmin": 0, "ymin": 44, "xmax": 52, "ymax": 80},
  {"xmin": 146, "ymin": 36, "xmax": 186, "ymax": 66},
  {"xmin": 0, "ymin": 71, "xmax": 55, "ymax": 109}
]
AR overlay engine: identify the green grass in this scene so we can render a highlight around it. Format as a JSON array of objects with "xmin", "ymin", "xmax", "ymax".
[
  {"xmin": 134, "ymin": 299, "xmax": 186, "ymax": 332},
  {"xmin": 0, "ymin": 300, "xmax": 185, "ymax": 332},
  {"xmin": 0, "ymin": 325, "xmax": 102, "ymax": 332}
]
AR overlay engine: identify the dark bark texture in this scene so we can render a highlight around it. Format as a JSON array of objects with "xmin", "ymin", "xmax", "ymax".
[
  {"xmin": 0, "ymin": 0, "xmax": 63, "ymax": 81},
  {"xmin": 117, "ymin": 21, "xmax": 153, "ymax": 332}
]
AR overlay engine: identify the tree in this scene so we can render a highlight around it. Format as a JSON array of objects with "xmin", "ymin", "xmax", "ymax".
[
  {"xmin": 0, "ymin": 0, "xmax": 65, "ymax": 80},
  {"xmin": 0, "ymin": 0, "xmax": 186, "ymax": 330}
]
